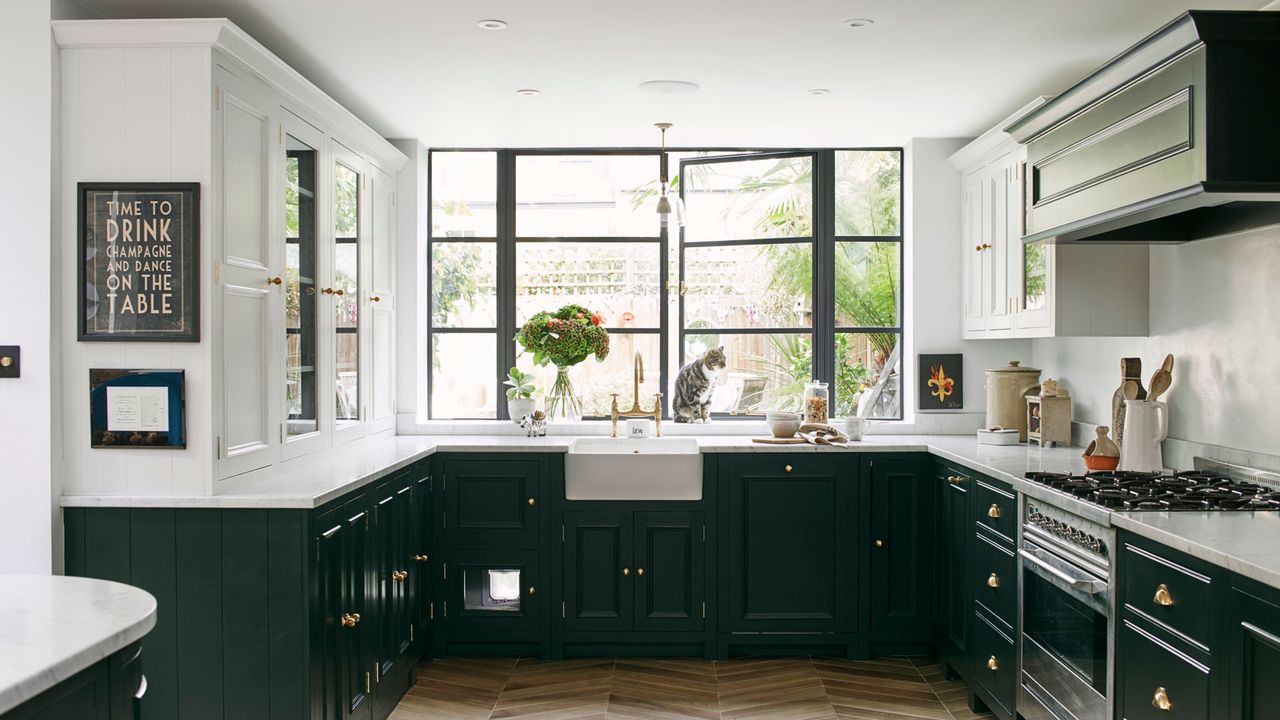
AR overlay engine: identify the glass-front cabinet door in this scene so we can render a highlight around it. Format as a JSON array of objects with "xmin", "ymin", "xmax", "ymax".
[
  {"xmin": 331, "ymin": 143, "xmax": 366, "ymax": 443},
  {"xmin": 281, "ymin": 118, "xmax": 326, "ymax": 459}
]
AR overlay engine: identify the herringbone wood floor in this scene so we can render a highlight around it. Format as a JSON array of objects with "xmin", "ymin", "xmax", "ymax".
[{"xmin": 389, "ymin": 656, "xmax": 995, "ymax": 720}]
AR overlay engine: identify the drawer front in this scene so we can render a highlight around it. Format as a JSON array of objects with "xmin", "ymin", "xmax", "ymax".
[
  {"xmin": 940, "ymin": 464, "xmax": 971, "ymax": 491},
  {"xmin": 973, "ymin": 530, "xmax": 1017, "ymax": 631},
  {"xmin": 972, "ymin": 611, "xmax": 1017, "ymax": 717},
  {"xmin": 1121, "ymin": 540, "xmax": 1214, "ymax": 649},
  {"xmin": 444, "ymin": 458, "xmax": 542, "ymax": 546},
  {"xmin": 1118, "ymin": 618, "xmax": 1210, "ymax": 720},
  {"xmin": 973, "ymin": 477, "xmax": 1016, "ymax": 541}
]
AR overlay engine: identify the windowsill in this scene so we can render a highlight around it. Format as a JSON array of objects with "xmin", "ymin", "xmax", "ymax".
[{"xmin": 397, "ymin": 412, "xmax": 986, "ymax": 437}]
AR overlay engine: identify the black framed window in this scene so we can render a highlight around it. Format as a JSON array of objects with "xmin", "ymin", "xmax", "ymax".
[{"xmin": 427, "ymin": 147, "xmax": 903, "ymax": 420}]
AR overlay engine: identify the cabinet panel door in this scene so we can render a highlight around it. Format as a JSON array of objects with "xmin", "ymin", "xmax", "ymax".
[
  {"xmin": 563, "ymin": 511, "xmax": 633, "ymax": 632},
  {"xmin": 444, "ymin": 458, "xmax": 541, "ymax": 545},
  {"xmin": 1229, "ymin": 587, "xmax": 1280, "ymax": 720},
  {"xmin": 635, "ymin": 511, "xmax": 704, "ymax": 633},
  {"xmin": 1118, "ymin": 618, "xmax": 1210, "ymax": 720},
  {"xmin": 869, "ymin": 457, "xmax": 930, "ymax": 635},
  {"xmin": 962, "ymin": 172, "xmax": 986, "ymax": 333},
  {"xmin": 371, "ymin": 476, "xmax": 414, "ymax": 683},
  {"xmin": 445, "ymin": 548, "xmax": 540, "ymax": 633},
  {"xmin": 723, "ymin": 456, "xmax": 851, "ymax": 633},
  {"xmin": 986, "ymin": 158, "xmax": 1013, "ymax": 331},
  {"xmin": 940, "ymin": 467, "xmax": 971, "ymax": 655},
  {"xmin": 315, "ymin": 494, "xmax": 373, "ymax": 720},
  {"xmin": 367, "ymin": 165, "xmax": 395, "ymax": 434},
  {"xmin": 410, "ymin": 472, "xmax": 433, "ymax": 641}
]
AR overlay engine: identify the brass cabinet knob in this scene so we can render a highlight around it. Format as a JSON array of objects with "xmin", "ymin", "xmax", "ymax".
[
  {"xmin": 322, "ymin": 287, "xmax": 346, "ymax": 296},
  {"xmin": 527, "ymin": 586, "xmax": 536, "ymax": 595},
  {"xmin": 947, "ymin": 475, "xmax": 962, "ymax": 485},
  {"xmin": 987, "ymin": 573, "xmax": 1000, "ymax": 589},
  {"xmin": 414, "ymin": 554, "xmax": 429, "ymax": 562},
  {"xmin": 370, "ymin": 295, "xmax": 381, "ymax": 302},
  {"xmin": 392, "ymin": 570, "xmax": 408, "ymax": 583},
  {"xmin": 987, "ymin": 655, "xmax": 998, "ymax": 671},
  {"xmin": 637, "ymin": 568, "xmax": 645, "ymax": 577},
  {"xmin": 267, "ymin": 276, "xmax": 283, "ymax": 286},
  {"xmin": 988, "ymin": 503, "xmax": 1002, "ymax": 519},
  {"xmin": 1152, "ymin": 687, "xmax": 1172, "ymax": 711},
  {"xmin": 784, "ymin": 465, "xmax": 793, "ymax": 473},
  {"xmin": 874, "ymin": 539, "xmax": 884, "ymax": 548},
  {"xmin": 527, "ymin": 497, "xmax": 536, "ymax": 507},
  {"xmin": 340, "ymin": 612, "xmax": 361, "ymax": 628},
  {"xmin": 975, "ymin": 244, "xmax": 983, "ymax": 252},
  {"xmin": 623, "ymin": 567, "xmax": 630, "ymax": 576},
  {"xmin": 1153, "ymin": 584, "xmax": 1174, "ymax": 607},
  {"xmin": 305, "ymin": 286, "xmax": 317, "ymax": 295}
]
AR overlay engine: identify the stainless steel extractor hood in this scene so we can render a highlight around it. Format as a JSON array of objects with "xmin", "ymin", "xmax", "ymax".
[{"xmin": 1006, "ymin": 11, "xmax": 1280, "ymax": 244}]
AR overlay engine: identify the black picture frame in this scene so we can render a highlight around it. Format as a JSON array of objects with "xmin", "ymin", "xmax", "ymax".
[
  {"xmin": 918, "ymin": 353, "xmax": 963, "ymax": 410},
  {"xmin": 89, "ymin": 369, "xmax": 187, "ymax": 449},
  {"xmin": 78, "ymin": 182, "xmax": 200, "ymax": 342}
]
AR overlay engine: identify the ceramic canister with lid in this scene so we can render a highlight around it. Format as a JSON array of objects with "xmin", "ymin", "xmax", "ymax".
[{"xmin": 985, "ymin": 360, "xmax": 1041, "ymax": 441}]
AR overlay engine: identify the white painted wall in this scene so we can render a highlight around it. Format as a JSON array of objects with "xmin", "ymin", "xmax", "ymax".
[
  {"xmin": 391, "ymin": 139, "xmax": 427, "ymax": 426},
  {"xmin": 1032, "ymin": 225, "xmax": 1280, "ymax": 454},
  {"xmin": 905, "ymin": 138, "xmax": 1032, "ymax": 419},
  {"xmin": 0, "ymin": 1, "xmax": 56, "ymax": 574}
]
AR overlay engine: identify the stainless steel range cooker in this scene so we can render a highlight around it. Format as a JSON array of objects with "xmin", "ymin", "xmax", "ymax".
[{"xmin": 1015, "ymin": 459, "xmax": 1280, "ymax": 720}]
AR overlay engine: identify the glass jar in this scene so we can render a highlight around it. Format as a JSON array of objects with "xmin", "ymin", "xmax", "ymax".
[{"xmin": 803, "ymin": 381, "xmax": 829, "ymax": 424}]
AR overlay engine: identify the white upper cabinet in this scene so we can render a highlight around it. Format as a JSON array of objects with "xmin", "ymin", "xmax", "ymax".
[
  {"xmin": 951, "ymin": 98, "xmax": 1149, "ymax": 340},
  {"xmin": 367, "ymin": 164, "xmax": 397, "ymax": 434}
]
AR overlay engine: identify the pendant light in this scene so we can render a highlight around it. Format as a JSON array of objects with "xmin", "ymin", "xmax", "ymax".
[{"xmin": 654, "ymin": 123, "xmax": 686, "ymax": 228}]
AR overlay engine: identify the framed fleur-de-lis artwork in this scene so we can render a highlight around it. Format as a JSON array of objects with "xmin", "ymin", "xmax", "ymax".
[{"xmin": 919, "ymin": 353, "xmax": 963, "ymax": 410}]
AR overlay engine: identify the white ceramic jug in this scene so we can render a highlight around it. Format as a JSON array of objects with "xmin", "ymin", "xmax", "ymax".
[{"xmin": 1119, "ymin": 399, "xmax": 1168, "ymax": 472}]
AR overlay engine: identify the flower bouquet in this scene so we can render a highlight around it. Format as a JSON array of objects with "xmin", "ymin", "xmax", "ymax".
[{"xmin": 514, "ymin": 304, "xmax": 609, "ymax": 422}]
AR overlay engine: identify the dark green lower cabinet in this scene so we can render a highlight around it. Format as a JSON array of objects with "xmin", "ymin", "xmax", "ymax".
[
  {"xmin": 935, "ymin": 463, "xmax": 971, "ymax": 675},
  {"xmin": 445, "ymin": 547, "xmax": 541, "ymax": 633},
  {"xmin": 0, "ymin": 642, "xmax": 142, "ymax": 720},
  {"xmin": 866, "ymin": 455, "xmax": 932, "ymax": 642},
  {"xmin": 1228, "ymin": 584, "xmax": 1280, "ymax": 720},
  {"xmin": 1118, "ymin": 618, "xmax": 1211, "ymax": 720},
  {"xmin": 720, "ymin": 455, "xmax": 853, "ymax": 635},
  {"xmin": 563, "ymin": 511, "xmax": 705, "ymax": 634},
  {"xmin": 64, "ymin": 461, "xmax": 434, "ymax": 720}
]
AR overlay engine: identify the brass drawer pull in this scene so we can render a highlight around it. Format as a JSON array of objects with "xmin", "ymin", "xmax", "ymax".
[
  {"xmin": 637, "ymin": 568, "xmax": 645, "ymax": 577},
  {"xmin": 987, "ymin": 503, "xmax": 1002, "ymax": 519},
  {"xmin": 1152, "ymin": 686, "xmax": 1172, "ymax": 711},
  {"xmin": 527, "ymin": 586, "xmax": 536, "ymax": 595},
  {"xmin": 1154, "ymin": 584, "xmax": 1174, "ymax": 607},
  {"xmin": 414, "ymin": 554, "xmax": 429, "ymax": 562},
  {"xmin": 392, "ymin": 570, "xmax": 408, "ymax": 583},
  {"xmin": 874, "ymin": 539, "xmax": 884, "ymax": 548},
  {"xmin": 987, "ymin": 655, "xmax": 998, "ymax": 671},
  {"xmin": 527, "ymin": 497, "xmax": 536, "ymax": 507},
  {"xmin": 340, "ymin": 612, "xmax": 361, "ymax": 628},
  {"xmin": 785, "ymin": 465, "xmax": 793, "ymax": 473},
  {"xmin": 623, "ymin": 567, "xmax": 630, "ymax": 576},
  {"xmin": 987, "ymin": 573, "xmax": 1000, "ymax": 589}
]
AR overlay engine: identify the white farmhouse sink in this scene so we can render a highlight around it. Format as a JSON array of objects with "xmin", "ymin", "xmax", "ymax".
[{"xmin": 565, "ymin": 437, "xmax": 702, "ymax": 500}]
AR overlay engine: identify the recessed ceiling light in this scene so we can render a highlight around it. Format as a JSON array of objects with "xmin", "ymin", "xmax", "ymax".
[
  {"xmin": 842, "ymin": 17, "xmax": 875, "ymax": 29},
  {"xmin": 476, "ymin": 19, "xmax": 508, "ymax": 30},
  {"xmin": 808, "ymin": 88, "xmax": 830, "ymax": 95},
  {"xmin": 515, "ymin": 88, "xmax": 540, "ymax": 97},
  {"xmin": 637, "ymin": 80, "xmax": 701, "ymax": 95}
]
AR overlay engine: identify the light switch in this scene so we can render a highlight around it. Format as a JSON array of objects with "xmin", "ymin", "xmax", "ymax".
[{"xmin": 0, "ymin": 346, "xmax": 17, "ymax": 378}]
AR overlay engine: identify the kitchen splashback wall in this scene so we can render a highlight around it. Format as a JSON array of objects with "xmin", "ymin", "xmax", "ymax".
[{"xmin": 1032, "ymin": 225, "xmax": 1280, "ymax": 457}]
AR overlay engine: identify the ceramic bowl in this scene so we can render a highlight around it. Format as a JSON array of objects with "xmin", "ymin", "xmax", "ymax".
[
  {"xmin": 766, "ymin": 413, "xmax": 802, "ymax": 438},
  {"xmin": 1083, "ymin": 453, "xmax": 1120, "ymax": 471}
]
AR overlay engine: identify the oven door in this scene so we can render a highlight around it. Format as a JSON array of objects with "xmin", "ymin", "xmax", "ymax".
[{"xmin": 1018, "ymin": 538, "xmax": 1110, "ymax": 720}]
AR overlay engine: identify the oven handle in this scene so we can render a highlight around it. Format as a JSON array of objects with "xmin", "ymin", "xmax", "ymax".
[{"xmin": 1019, "ymin": 547, "xmax": 1107, "ymax": 596}]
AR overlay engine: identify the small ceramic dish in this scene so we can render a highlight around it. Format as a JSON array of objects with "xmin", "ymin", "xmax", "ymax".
[{"xmin": 767, "ymin": 414, "xmax": 802, "ymax": 438}]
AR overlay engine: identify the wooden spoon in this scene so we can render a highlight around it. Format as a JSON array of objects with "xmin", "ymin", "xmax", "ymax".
[
  {"xmin": 1148, "ymin": 354, "xmax": 1174, "ymax": 402},
  {"xmin": 1123, "ymin": 379, "xmax": 1140, "ymax": 402}
]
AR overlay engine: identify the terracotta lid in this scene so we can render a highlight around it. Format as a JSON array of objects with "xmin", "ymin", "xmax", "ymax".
[{"xmin": 987, "ymin": 360, "xmax": 1040, "ymax": 374}]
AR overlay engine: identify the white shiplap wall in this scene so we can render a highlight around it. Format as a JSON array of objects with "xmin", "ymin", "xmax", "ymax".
[{"xmin": 59, "ymin": 46, "xmax": 214, "ymax": 496}]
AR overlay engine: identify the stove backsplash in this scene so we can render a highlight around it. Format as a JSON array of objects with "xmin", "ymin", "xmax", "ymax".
[{"xmin": 1032, "ymin": 227, "xmax": 1280, "ymax": 460}]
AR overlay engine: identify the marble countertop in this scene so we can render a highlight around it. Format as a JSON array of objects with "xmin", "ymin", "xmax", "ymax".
[
  {"xmin": 1111, "ymin": 511, "xmax": 1280, "ymax": 591},
  {"xmin": 0, "ymin": 576, "xmax": 156, "ymax": 714},
  {"xmin": 60, "ymin": 431, "xmax": 1092, "ymax": 511}
]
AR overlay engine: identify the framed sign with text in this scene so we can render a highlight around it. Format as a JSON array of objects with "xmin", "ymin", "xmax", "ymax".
[{"xmin": 78, "ymin": 182, "xmax": 200, "ymax": 341}]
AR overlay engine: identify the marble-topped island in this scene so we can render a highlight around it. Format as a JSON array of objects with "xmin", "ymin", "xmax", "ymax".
[{"xmin": 0, "ymin": 576, "xmax": 156, "ymax": 714}]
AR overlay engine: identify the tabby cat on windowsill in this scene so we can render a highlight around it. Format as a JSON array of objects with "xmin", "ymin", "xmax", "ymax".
[{"xmin": 672, "ymin": 346, "xmax": 727, "ymax": 423}]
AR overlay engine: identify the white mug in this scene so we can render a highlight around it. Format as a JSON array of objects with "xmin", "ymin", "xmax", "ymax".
[
  {"xmin": 1119, "ymin": 399, "xmax": 1168, "ymax": 472},
  {"xmin": 845, "ymin": 416, "xmax": 867, "ymax": 442}
]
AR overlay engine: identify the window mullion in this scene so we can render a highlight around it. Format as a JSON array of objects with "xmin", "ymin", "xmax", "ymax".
[
  {"xmin": 813, "ymin": 150, "xmax": 836, "ymax": 394},
  {"xmin": 496, "ymin": 150, "xmax": 517, "ymax": 421}
]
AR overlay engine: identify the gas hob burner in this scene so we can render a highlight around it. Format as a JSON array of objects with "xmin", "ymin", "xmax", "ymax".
[{"xmin": 1023, "ymin": 466, "xmax": 1280, "ymax": 512}]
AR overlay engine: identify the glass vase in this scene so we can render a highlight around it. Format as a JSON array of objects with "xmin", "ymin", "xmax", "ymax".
[{"xmin": 545, "ymin": 365, "xmax": 583, "ymax": 423}]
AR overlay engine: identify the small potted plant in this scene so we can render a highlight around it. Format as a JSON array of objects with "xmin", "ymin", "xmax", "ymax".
[{"xmin": 504, "ymin": 367, "xmax": 537, "ymax": 423}]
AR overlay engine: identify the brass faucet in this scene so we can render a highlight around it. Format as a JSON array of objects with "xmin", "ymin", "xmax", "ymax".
[{"xmin": 610, "ymin": 352, "xmax": 663, "ymax": 437}]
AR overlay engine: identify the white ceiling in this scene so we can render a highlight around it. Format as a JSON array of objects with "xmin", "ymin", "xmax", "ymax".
[{"xmin": 74, "ymin": 0, "xmax": 1266, "ymax": 147}]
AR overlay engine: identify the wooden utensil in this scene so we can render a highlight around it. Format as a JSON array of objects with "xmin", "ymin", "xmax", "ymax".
[
  {"xmin": 1148, "ymin": 369, "xmax": 1171, "ymax": 402},
  {"xmin": 1123, "ymin": 380, "xmax": 1140, "ymax": 402}
]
